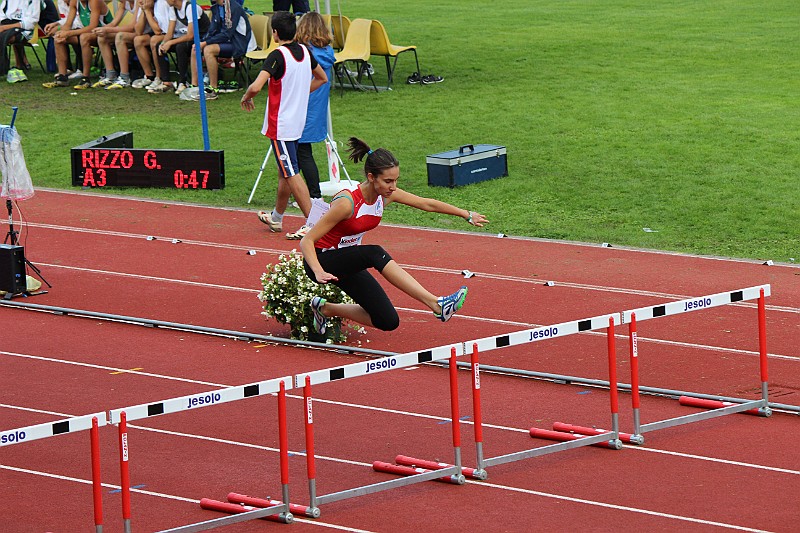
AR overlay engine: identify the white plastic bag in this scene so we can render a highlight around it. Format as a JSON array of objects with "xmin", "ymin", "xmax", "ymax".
[{"xmin": 0, "ymin": 126, "xmax": 34, "ymax": 201}]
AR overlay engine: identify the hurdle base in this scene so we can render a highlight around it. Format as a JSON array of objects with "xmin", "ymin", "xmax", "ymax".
[
  {"xmin": 678, "ymin": 396, "xmax": 766, "ymax": 417},
  {"xmin": 373, "ymin": 461, "xmax": 465, "ymax": 485},
  {"xmin": 226, "ymin": 492, "xmax": 320, "ymax": 518},
  {"xmin": 200, "ymin": 498, "xmax": 294, "ymax": 524},
  {"xmin": 530, "ymin": 428, "xmax": 622, "ymax": 450},
  {"xmin": 553, "ymin": 422, "xmax": 643, "ymax": 445},
  {"xmin": 394, "ymin": 455, "xmax": 487, "ymax": 480}
]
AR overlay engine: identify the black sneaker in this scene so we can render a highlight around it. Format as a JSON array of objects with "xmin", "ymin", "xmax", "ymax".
[
  {"xmin": 406, "ymin": 72, "xmax": 422, "ymax": 84},
  {"xmin": 421, "ymin": 74, "xmax": 444, "ymax": 85}
]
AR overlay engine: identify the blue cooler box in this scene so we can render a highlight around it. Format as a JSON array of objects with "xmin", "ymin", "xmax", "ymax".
[{"xmin": 426, "ymin": 144, "xmax": 508, "ymax": 188}]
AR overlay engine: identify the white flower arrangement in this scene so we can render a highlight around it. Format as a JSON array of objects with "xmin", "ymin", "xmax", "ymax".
[{"xmin": 258, "ymin": 250, "xmax": 356, "ymax": 343}]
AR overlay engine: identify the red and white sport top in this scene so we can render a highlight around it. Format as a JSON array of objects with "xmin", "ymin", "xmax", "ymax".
[
  {"xmin": 316, "ymin": 187, "xmax": 383, "ymax": 250},
  {"xmin": 262, "ymin": 45, "xmax": 313, "ymax": 140}
]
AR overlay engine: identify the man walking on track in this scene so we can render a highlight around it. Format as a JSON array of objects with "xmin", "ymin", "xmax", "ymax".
[
  {"xmin": 240, "ymin": 10, "xmax": 328, "ymax": 238},
  {"xmin": 299, "ymin": 137, "xmax": 489, "ymax": 334}
]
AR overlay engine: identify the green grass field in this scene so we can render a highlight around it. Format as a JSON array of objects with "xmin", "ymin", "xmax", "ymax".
[{"xmin": 2, "ymin": 0, "xmax": 797, "ymax": 262}]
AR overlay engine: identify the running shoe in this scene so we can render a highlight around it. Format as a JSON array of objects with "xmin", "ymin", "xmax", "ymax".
[
  {"xmin": 190, "ymin": 86, "xmax": 218, "ymax": 101},
  {"xmin": 310, "ymin": 296, "xmax": 327, "ymax": 335},
  {"xmin": 421, "ymin": 74, "xmax": 444, "ymax": 85},
  {"xmin": 406, "ymin": 72, "xmax": 422, "ymax": 84},
  {"xmin": 67, "ymin": 69, "xmax": 84, "ymax": 80},
  {"xmin": 257, "ymin": 211, "xmax": 282, "ymax": 232},
  {"xmin": 91, "ymin": 76, "xmax": 115, "ymax": 88},
  {"xmin": 6, "ymin": 68, "xmax": 27, "ymax": 83},
  {"xmin": 42, "ymin": 74, "xmax": 69, "ymax": 88},
  {"xmin": 286, "ymin": 225, "xmax": 310, "ymax": 240},
  {"xmin": 106, "ymin": 78, "xmax": 130, "ymax": 90},
  {"xmin": 174, "ymin": 82, "xmax": 187, "ymax": 95},
  {"xmin": 434, "ymin": 286, "xmax": 468, "ymax": 322},
  {"xmin": 131, "ymin": 76, "xmax": 154, "ymax": 89},
  {"xmin": 73, "ymin": 77, "xmax": 91, "ymax": 90}
]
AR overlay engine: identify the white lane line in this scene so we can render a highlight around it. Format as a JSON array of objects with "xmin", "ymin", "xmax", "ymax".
[
  {"xmin": 471, "ymin": 480, "xmax": 773, "ymax": 532},
  {"xmin": 23, "ymin": 222, "xmax": 800, "ymax": 315},
  {"xmin": 0, "ymin": 465, "xmax": 374, "ymax": 532},
  {"xmin": 0, "ymin": 351, "xmax": 226, "ymax": 388},
  {"xmin": 627, "ymin": 447, "xmax": 800, "ymax": 475}
]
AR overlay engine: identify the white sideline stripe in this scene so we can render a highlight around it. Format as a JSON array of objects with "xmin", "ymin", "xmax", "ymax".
[
  {"xmin": 0, "ymin": 465, "xmax": 374, "ymax": 532},
  {"xmin": 0, "ymin": 351, "xmax": 226, "ymax": 388},
  {"xmin": 628, "ymin": 447, "xmax": 800, "ymax": 475},
  {"xmin": 0, "ymin": 461, "xmax": 771, "ymax": 532},
  {"xmin": 22, "ymin": 223, "xmax": 800, "ymax": 315},
  {"xmin": 472, "ymin": 480, "xmax": 772, "ymax": 532}
]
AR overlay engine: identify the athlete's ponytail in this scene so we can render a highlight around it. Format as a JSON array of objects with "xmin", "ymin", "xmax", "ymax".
[{"xmin": 346, "ymin": 137, "xmax": 399, "ymax": 178}]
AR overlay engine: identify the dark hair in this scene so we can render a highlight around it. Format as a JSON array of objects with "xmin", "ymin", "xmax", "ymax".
[
  {"xmin": 346, "ymin": 137, "xmax": 399, "ymax": 178},
  {"xmin": 271, "ymin": 11, "xmax": 297, "ymax": 41}
]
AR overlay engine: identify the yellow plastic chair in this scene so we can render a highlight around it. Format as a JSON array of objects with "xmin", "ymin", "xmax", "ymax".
[
  {"xmin": 329, "ymin": 14, "xmax": 350, "ymax": 51},
  {"xmin": 333, "ymin": 18, "xmax": 377, "ymax": 93},
  {"xmin": 369, "ymin": 19, "xmax": 419, "ymax": 87},
  {"xmin": 245, "ymin": 14, "xmax": 272, "ymax": 69}
]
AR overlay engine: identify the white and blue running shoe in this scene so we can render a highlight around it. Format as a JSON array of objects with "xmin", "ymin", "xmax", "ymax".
[
  {"xmin": 435, "ymin": 286, "xmax": 468, "ymax": 322},
  {"xmin": 311, "ymin": 296, "xmax": 327, "ymax": 334}
]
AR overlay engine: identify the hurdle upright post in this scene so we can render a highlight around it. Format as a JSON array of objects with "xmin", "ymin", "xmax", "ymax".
[
  {"xmin": 448, "ymin": 348, "xmax": 466, "ymax": 485},
  {"xmin": 470, "ymin": 343, "xmax": 488, "ymax": 480},
  {"xmin": 606, "ymin": 317, "xmax": 623, "ymax": 449},
  {"xmin": 303, "ymin": 376, "xmax": 320, "ymax": 516},
  {"xmin": 118, "ymin": 411, "xmax": 131, "ymax": 533},
  {"xmin": 91, "ymin": 416, "xmax": 103, "ymax": 533},
  {"xmin": 627, "ymin": 313, "xmax": 645, "ymax": 444},
  {"xmin": 276, "ymin": 380, "xmax": 294, "ymax": 523},
  {"xmin": 757, "ymin": 289, "xmax": 772, "ymax": 417}
]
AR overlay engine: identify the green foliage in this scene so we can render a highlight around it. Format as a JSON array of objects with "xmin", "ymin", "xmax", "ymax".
[
  {"xmin": 258, "ymin": 250, "xmax": 356, "ymax": 342},
  {"xmin": 2, "ymin": 0, "xmax": 798, "ymax": 261}
]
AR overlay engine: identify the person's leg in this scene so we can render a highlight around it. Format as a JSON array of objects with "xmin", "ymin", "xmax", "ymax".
[
  {"xmin": 115, "ymin": 32, "xmax": 133, "ymax": 76},
  {"xmin": 308, "ymin": 249, "xmax": 399, "ymax": 330},
  {"xmin": 133, "ymin": 34, "xmax": 153, "ymax": 78},
  {"xmin": 76, "ymin": 32, "xmax": 98, "ymax": 87},
  {"xmin": 175, "ymin": 41, "xmax": 190, "ymax": 85},
  {"xmin": 203, "ymin": 43, "xmax": 221, "ymax": 89},
  {"xmin": 272, "ymin": 139, "xmax": 311, "ymax": 217},
  {"xmin": 189, "ymin": 44, "xmax": 199, "ymax": 85},
  {"xmin": 297, "ymin": 143, "xmax": 322, "ymax": 199},
  {"xmin": 150, "ymin": 34, "xmax": 166, "ymax": 80},
  {"xmin": 94, "ymin": 33, "xmax": 118, "ymax": 83}
]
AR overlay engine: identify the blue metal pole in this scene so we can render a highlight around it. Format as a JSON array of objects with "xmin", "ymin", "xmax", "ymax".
[
  {"xmin": 10, "ymin": 106, "xmax": 18, "ymax": 128},
  {"xmin": 189, "ymin": 0, "xmax": 210, "ymax": 150}
]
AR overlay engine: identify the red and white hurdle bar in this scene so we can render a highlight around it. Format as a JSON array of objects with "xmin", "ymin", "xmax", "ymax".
[
  {"xmin": 480, "ymin": 314, "xmax": 624, "ymax": 468},
  {"xmin": 0, "ymin": 412, "xmax": 107, "ymax": 533},
  {"xmin": 296, "ymin": 346, "xmax": 467, "ymax": 515},
  {"xmin": 110, "ymin": 376, "xmax": 297, "ymax": 532},
  {"xmin": 623, "ymin": 284, "xmax": 771, "ymax": 438}
]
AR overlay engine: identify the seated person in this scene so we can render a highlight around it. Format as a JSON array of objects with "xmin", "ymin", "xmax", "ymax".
[
  {"xmin": 0, "ymin": 0, "xmax": 42, "ymax": 79},
  {"xmin": 105, "ymin": 0, "xmax": 149, "ymax": 89},
  {"xmin": 42, "ymin": 0, "xmax": 112, "ymax": 88},
  {"xmin": 131, "ymin": 0, "xmax": 168, "ymax": 88},
  {"xmin": 189, "ymin": 0, "xmax": 255, "ymax": 100},
  {"xmin": 7, "ymin": 0, "xmax": 59, "ymax": 79},
  {"xmin": 90, "ymin": 0, "xmax": 137, "ymax": 87},
  {"xmin": 154, "ymin": 0, "xmax": 209, "ymax": 94}
]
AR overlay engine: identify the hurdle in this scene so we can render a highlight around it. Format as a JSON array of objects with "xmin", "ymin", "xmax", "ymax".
[
  {"xmin": 622, "ymin": 284, "xmax": 772, "ymax": 438},
  {"xmin": 108, "ymin": 376, "xmax": 296, "ymax": 532},
  {"xmin": 0, "ymin": 412, "xmax": 108, "ymax": 532},
  {"xmin": 294, "ymin": 343, "xmax": 469, "ymax": 517}
]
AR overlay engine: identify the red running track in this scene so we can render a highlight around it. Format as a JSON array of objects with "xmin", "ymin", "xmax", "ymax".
[{"xmin": 1, "ymin": 189, "xmax": 799, "ymax": 532}]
